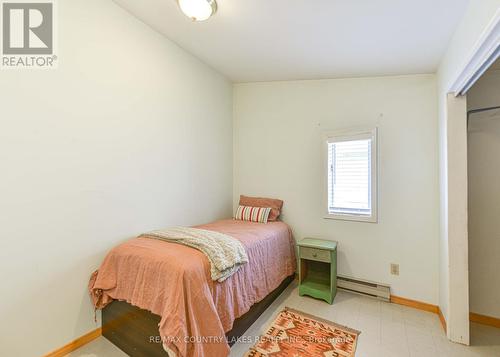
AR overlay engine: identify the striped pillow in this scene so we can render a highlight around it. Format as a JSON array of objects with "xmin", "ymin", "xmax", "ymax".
[{"xmin": 234, "ymin": 205, "xmax": 271, "ymax": 223}]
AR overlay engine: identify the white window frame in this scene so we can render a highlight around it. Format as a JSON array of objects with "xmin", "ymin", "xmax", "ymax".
[{"xmin": 323, "ymin": 127, "xmax": 378, "ymax": 223}]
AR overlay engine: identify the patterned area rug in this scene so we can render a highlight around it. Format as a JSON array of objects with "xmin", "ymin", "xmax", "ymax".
[{"xmin": 245, "ymin": 307, "xmax": 360, "ymax": 357}]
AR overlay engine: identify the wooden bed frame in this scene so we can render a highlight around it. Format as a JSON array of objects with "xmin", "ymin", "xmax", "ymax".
[{"xmin": 102, "ymin": 274, "xmax": 294, "ymax": 356}]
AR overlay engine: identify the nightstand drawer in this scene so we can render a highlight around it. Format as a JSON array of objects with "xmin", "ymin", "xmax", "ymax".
[{"xmin": 300, "ymin": 247, "xmax": 331, "ymax": 263}]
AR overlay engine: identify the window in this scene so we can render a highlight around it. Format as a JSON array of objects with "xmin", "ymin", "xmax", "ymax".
[{"xmin": 324, "ymin": 128, "xmax": 377, "ymax": 222}]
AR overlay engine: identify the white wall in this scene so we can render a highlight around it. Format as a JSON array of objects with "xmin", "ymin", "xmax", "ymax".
[
  {"xmin": 436, "ymin": 0, "xmax": 499, "ymax": 342},
  {"xmin": 467, "ymin": 68, "xmax": 500, "ymax": 319},
  {"xmin": 0, "ymin": 1, "xmax": 233, "ymax": 356},
  {"xmin": 233, "ymin": 75, "xmax": 440, "ymax": 304}
]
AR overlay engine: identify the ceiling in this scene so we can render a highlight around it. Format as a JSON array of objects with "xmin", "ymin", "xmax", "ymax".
[{"xmin": 113, "ymin": 0, "xmax": 470, "ymax": 82}]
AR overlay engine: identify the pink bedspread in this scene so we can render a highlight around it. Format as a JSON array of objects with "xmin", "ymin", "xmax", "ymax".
[{"xmin": 89, "ymin": 219, "xmax": 296, "ymax": 357}]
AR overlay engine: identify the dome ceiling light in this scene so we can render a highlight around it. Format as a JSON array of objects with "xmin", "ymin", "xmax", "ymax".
[{"xmin": 177, "ymin": 0, "xmax": 217, "ymax": 21}]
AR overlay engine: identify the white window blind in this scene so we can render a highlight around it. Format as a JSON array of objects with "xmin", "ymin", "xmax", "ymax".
[{"xmin": 325, "ymin": 129, "xmax": 377, "ymax": 222}]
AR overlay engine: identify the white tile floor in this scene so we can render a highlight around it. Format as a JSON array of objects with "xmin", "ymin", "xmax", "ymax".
[{"xmin": 69, "ymin": 282, "xmax": 500, "ymax": 356}]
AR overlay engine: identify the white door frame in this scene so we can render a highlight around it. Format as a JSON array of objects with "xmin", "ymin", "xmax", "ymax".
[
  {"xmin": 449, "ymin": 10, "xmax": 500, "ymax": 95},
  {"xmin": 445, "ymin": 93, "xmax": 470, "ymax": 344},
  {"xmin": 444, "ymin": 9, "xmax": 499, "ymax": 345}
]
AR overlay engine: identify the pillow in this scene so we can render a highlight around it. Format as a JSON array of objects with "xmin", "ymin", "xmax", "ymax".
[
  {"xmin": 239, "ymin": 195, "xmax": 283, "ymax": 221},
  {"xmin": 234, "ymin": 205, "xmax": 271, "ymax": 223}
]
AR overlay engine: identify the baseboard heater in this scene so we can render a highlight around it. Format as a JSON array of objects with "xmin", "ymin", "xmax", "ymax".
[{"xmin": 337, "ymin": 275, "xmax": 390, "ymax": 301}]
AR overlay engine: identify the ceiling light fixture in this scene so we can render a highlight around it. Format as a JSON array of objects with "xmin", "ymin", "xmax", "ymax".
[{"xmin": 177, "ymin": 0, "xmax": 217, "ymax": 21}]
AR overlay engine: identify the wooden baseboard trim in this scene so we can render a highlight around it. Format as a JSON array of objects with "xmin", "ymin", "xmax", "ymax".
[
  {"xmin": 390, "ymin": 296, "xmax": 500, "ymax": 331},
  {"xmin": 390, "ymin": 295, "xmax": 446, "ymax": 333},
  {"xmin": 390, "ymin": 295, "xmax": 439, "ymax": 314},
  {"xmin": 438, "ymin": 307, "xmax": 447, "ymax": 333},
  {"xmin": 43, "ymin": 327, "xmax": 102, "ymax": 357},
  {"xmin": 470, "ymin": 312, "xmax": 500, "ymax": 329}
]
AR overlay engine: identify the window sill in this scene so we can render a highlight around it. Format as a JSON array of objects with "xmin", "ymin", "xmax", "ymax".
[{"xmin": 323, "ymin": 214, "xmax": 377, "ymax": 223}]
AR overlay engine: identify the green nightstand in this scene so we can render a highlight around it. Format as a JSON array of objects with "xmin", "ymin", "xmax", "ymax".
[{"xmin": 298, "ymin": 238, "xmax": 337, "ymax": 304}]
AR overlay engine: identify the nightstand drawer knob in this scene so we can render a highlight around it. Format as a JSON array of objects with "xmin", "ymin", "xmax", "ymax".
[{"xmin": 312, "ymin": 253, "xmax": 317, "ymax": 257}]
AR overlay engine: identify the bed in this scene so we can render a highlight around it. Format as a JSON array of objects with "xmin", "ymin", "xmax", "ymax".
[{"xmin": 89, "ymin": 218, "xmax": 296, "ymax": 357}]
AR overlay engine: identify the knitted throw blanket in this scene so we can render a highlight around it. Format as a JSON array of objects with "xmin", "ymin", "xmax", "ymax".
[{"xmin": 140, "ymin": 226, "xmax": 248, "ymax": 282}]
